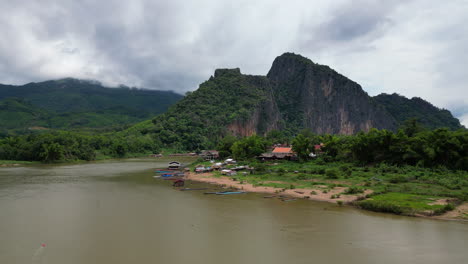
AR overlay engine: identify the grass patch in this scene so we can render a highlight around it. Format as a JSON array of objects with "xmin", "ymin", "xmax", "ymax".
[{"xmin": 358, "ymin": 192, "xmax": 447, "ymax": 215}]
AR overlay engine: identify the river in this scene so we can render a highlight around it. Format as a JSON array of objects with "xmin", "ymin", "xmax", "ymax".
[{"xmin": 0, "ymin": 158, "xmax": 467, "ymax": 264}]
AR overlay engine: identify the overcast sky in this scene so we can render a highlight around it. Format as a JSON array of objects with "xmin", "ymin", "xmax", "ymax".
[{"xmin": 1, "ymin": 0, "xmax": 467, "ymax": 126}]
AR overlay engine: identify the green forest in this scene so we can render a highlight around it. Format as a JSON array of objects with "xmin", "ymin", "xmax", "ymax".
[{"xmin": 0, "ymin": 78, "xmax": 182, "ymax": 135}]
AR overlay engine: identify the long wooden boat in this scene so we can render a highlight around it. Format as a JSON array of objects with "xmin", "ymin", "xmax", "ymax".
[
  {"xmin": 281, "ymin": 198, "xmax": 297, "ymax": 202},
  {"xmin": 215, "ymin": 191, "xmax": 246, "ymax": 195},
  {"xmin": 179, "ymin": 188, "xmax": 208, "ymax": 191}
]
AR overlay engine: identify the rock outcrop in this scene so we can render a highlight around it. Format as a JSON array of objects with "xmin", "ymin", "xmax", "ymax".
[{"xmin": 266, "ymin": 53, "xmax": 397, "ymax": 134}]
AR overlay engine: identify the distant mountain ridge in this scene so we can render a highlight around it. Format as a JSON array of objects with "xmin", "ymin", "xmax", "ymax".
[
  {"xmin": 144, "ymin": 52, "xmax": 463, "ymax": 150},
  {"xmin": 373, "ymin": 93, "xmax": 463, "ymax": 130},
  {"xmin": 0, "ymin": 78, "xmax": 183, "ymax": 133}
]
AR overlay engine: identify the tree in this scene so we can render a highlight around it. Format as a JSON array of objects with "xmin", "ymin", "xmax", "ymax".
[
  {"xmin": 401, "ymin": 118, "xmax": 425, "ymax": 137},
  {"xmin": 39, "ymin": 143, "xmax": 64, "ymax": 162},
  {"xmin": 292, "ymin": 134, "xmax": 312, "ymax": 161},
  {"xmin": 217, "ymin": 135, "xmax": 237, "ymax": 158},
  {"xmin": 266, "ymin": 130, "xmax": 289, "ymax": 145},
  {"xmin": 231, "ymin": 135, "xmax": 267, "ymax": 159}
]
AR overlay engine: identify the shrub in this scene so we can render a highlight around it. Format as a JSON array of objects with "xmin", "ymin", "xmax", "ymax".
[
  {"xmin": 325, "ymin": 169, "xmax": 340, "ymax": 179},
  {"xmin": 296, "ymin": 174, "xmax": 307, "ymax": 180},
  {"xmin": 310, "ymin": 191, "xmax": 317, "ymax": 195},
  {"xmin": 389, "ymin": 175, "xmax": 409, "ymax": 183},
  {"xmin": 331, "ymin": 194, "xmax": 341, "ymax": 199},
  {"xmin": 337, "ymin": 201, "xmax": 344, "ymax": 206},
  {"xmin": 289, "ymin": 184, "xmax": 295, "ymax": 189},
  {"xmin": 277, "ymin": 168, "xmax": 286, "ymax": 176},
  {"xmin": 343, "ymin": 186, "xmax": 365, "ymax": 194},
  {"xmin": 433, "ymin": 203, "xmax": 456, "ymax": 215},
  {"xmin": 340, "ymin": 165, "xmax": 352, "ymax": 178},
  {"xmin": 357, "ymin": 200, "xmax": 405, "ymax": 215},
  {"xmin": 316, "ymin": 158, "xmax": 326, "ymax": 165}
]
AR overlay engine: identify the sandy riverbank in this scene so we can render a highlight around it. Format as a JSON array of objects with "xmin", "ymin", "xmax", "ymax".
[
  {"xmin": 186, "ymin": 172, "xmax": 372, "ymax": 203},
  {"xmin": 185, "ymin": 172, "xmax": 468, "ymax": 220}
]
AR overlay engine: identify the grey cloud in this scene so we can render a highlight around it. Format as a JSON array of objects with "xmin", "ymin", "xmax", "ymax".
[
  {"xmin": 0, "ymin": 0, "xmax": 467, "ymax": 126},
  {"xmin": 298, "ymin": 0, "xmax": 405, "ymax": 52}
]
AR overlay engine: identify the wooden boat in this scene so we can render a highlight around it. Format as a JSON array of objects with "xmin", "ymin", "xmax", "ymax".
[
  {"xmin": 168, "ymin": 161, "xmax": 181, "ymax": 170},
  {"xmin": 155, "ymin": 170, "xmax": 172, "ymax": 173},
  {"xmin": 281, "ymin": 198, "xmax": 297, "ymax": 202},
  {"xmin": 215, "ymin": 191, "xmax": 246, "ymax": 195},
  {"xmin": 263, "ymin": 195, "xmax": 277, "ymax": 198},
  {"xmin": 179, "ymin": 188, "xmax": 208, "ymax": 191},
  {"xmin": 204, "ymin": 192, "xmax": 218, "ymax": 195},
  {"xmin": 152, "ymin": 175, "xmax": 161, "ymax": 178},
  {"xmin": 172, "ymin": 179, "xmax": 185, "ymax": 187}
]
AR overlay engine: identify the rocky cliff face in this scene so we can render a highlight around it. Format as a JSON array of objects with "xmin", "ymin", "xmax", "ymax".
[
  {"xmin": 266, "ymin": 53, "xmax": 398, "ymax": 134},
  {"xmin": 223, "ymin": 52, "xmax": 398, "ymax": 136},
  {"xmin": 226, "ymin": 75, "xmax": 282, "ymax": 136}
]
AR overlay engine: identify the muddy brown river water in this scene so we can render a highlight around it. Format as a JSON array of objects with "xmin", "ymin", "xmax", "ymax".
[{"xmin": 1, "ymin": 158, "xmax": 467, "ymax": 264}]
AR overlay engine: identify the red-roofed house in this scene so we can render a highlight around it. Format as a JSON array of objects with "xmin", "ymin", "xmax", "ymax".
[
  {"xmin": 259, "ymin": 146, "xmax": 296, "ymax": 160},
  {"xmin": 314, "ymin": 143, "xmax": 325, "ymax": 154},
  {"xmin": 272, "ymin": 147, "xmax": 293, "ymax": 154}
]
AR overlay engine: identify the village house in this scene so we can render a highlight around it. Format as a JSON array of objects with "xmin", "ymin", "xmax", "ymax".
[
  {"xmin": 314, "ymin": 143, "xmax": 325, "ymax": 154},
  {"xmin": 200, "ymin": 150, "xmax": 220, "ymax": 160},
  {"xmin": 258, "ymin": 146, "xmax": 297, "ymax": 160}
]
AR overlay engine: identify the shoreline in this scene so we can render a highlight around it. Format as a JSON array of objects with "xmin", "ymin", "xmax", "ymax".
[
  {"xmin": 186, "ymin": 172, "xmax": 373, "ymax": 204},
  {"xmin": 186, "ymin": 172, "xmax": 468, "ymax": 221}
]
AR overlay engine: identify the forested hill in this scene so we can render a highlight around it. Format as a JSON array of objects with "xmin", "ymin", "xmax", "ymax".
[
  {"xmin": 374, "ymin": 93, "xmax": 463, "ymax": 130},
  {"xmin": 142, "ymin": 52, "xmax": 463, "ymax": 150},
  {"xmin": 0, "ymin": 78, "xmax": 183, "ymax": 134}
]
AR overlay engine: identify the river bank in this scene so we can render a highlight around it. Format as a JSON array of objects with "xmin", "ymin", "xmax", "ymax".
[
  {"xmin": 186, "ymin": 172, "xmax": 373, "ymax": 203},
  {"xmin": 186, "ymin": 171, "xmax": 468, "ymax": 221}
]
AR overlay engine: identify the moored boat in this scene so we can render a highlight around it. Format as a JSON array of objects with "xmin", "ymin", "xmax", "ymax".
[
  {"xmin": 179, "ymin": 188, "xmax": 208, "ymax": 191},
  {"xmin": 168, "ymin": 161, "xmax": 181, "ymax": 170},
  {"xmin": 215, "ymin": 191, "xmax": 246, "ymax": 195}
]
